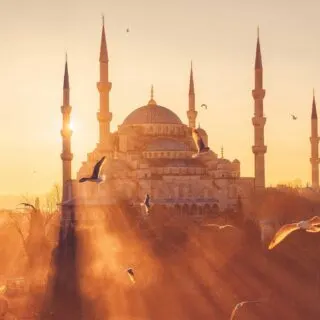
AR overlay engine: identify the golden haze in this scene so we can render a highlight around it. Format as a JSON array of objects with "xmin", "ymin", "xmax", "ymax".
[{"xmin": 0, "ymin": 0, "xmax": 319, "ymax": 198}]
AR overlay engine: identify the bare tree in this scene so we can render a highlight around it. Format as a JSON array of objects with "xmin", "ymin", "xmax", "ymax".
[{"xmin": 7, "ymin": 184, "xmax": 62, "ymax": 282}]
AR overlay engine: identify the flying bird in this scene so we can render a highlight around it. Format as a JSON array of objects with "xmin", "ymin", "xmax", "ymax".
[
  {"xmin": 126, "ymin": 28, "xmax": 130, "ymax": 33},
  {"xmin": 141, "ymin": 194, "xmax": 151, "ymax": 214},
  {"xmin": 200, "ymin": 104, "xmax": 208, "ymax": 109},
  {"xmin": 192, "ymin": 128, "xmax": 210, "ymax": 157},
  {"xmin": 79, "ymin": 156, "xmax": 106, "ymax": 183},
  {"xmin": 202, "ymin": 224, "xmax": 235, "ymax": 230},
  {"xmin": 290, "ymin": 114, "xmax": 297, "ymax": 120},
  {"xmin": 230, "ymin": 300, "xmax": 265, "ymax": 320},
  {"xmin": 268, "ymin": 216, "xmax": 320, "ymax": 250},
  {"xmin": 127, "ymin": 268, "xmax": 135, "ymax": 283},
  {"xmin": 17, "ymin": 203, "xmax": 36, "ymax": 211}
]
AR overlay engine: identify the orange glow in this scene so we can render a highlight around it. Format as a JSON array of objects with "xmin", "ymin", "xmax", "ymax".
[{"xmin": 0, "ymin": 0, "xmax": 319, "ymax": 201}]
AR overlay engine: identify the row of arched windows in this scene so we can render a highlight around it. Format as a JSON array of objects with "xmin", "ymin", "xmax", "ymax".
[
  {"xmin": 149, "ymin": 166, "xmax": 206, "ymax": 175},
  {"xmin": 143, "ymin": 151, "xmax": 192, "ymax": 159},
  {"xmin": 144, "ymin": 125, "xmax": 186, "ymax": 136}
]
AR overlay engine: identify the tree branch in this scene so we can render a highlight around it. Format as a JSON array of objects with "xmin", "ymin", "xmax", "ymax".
[
  {"xmin": 44, "ymin": 212, "xmax": 56, "ymax": 228},
  {"xmin": 8, "ymin": 212, "xmax": 28, "ymax": 255}
]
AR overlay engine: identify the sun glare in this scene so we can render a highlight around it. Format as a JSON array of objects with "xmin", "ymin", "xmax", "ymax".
[{"xmin": 69, "ymin": 121, "xmax": 75, "ymax": 131}]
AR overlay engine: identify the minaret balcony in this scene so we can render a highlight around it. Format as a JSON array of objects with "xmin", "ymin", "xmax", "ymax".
[
  {"xmin": 60, "ymin": 129, "xmax": 72, "ymax": 138},
  {"xmin": 252, "ymin": 89, "xmax": 265, "ymax": 99},
  {"xmin": 252, "ymin": 145, "xmax": 267, "ymax": 154},
  {"xmin": 61, "ymin": 105, "xmax": 72, "ymax": 114},
  {"xmin": 60, "ymin": 153, "xmax": 73, "ymax": 161},
  {"xmin": 309, "ymin": 137, "xmax": 320, "ymax": 143},
  {"xmin": 187, "ymin": 110, "xmax": 198, "ymax": 117},
  {"xmin": 252, "ymin": 117, "xmax": 266, "ymax": 127},
  {"xmin": 97, "ymin": 82, "xmax": 112, "ymax": 92},
  {"xmin": 310, "ymin": 158, "xmax": 320, "ymax": 164},
  {"xmin": 97, "ymin": 111, "xmax": 112, "ymax": 122}
]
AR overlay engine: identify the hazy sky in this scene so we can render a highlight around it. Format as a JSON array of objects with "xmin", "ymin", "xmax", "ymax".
[{"xmin": 1, "ymin": 0, "xmax": 320, "ymax": 195}]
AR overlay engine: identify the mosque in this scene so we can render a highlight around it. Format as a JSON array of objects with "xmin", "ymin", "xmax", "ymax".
[{"xmin": 59, "ymin": 21, "xmax": 320, "ymax": 219}]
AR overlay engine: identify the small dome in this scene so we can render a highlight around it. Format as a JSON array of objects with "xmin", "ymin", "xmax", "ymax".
[
  {"xmin": 122, "ymin": 105, "xmax": 182, "ymax": 125},
  {"xmin": 233, "ymin": 159, "xmax": 240, "ymax": 163},
  {"xmin": 219, "ymin": 158, "xmax": 231, "ymax": 165},
  {"xmin": 196, "ymin": 127, "xmax": 208, "ymax": 136},
  {"xmin": 145, "ymin": 138, "xmax": 187, "ymax": 151}
]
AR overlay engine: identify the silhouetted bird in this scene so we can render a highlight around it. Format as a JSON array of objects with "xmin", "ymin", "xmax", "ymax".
[
  {"xmin": 127, "ymin": 268, "xmax": 135, "ymax": 283},
  {"xmin": 141, "ymin": 194, "xmax": 151, "ymax": 214},
  {"xmin": 126, "ymin": 28, "xmax": 130, "ymax": 33},
  {"xmin": 18, "ymin": 203, "xmax": 36, "ymax": 211},
  {"xmin": 192, "ymin": 128, "xmax": 209, "ymax": 157},
  {"xmin": 230, "ymin": 300, "xmax": 265, "ymax": 320},
  {"xmin": 79, "ymin": 156, "xmax": 106, "ymax": 183},
  {"xmin": 268, "ymin": 216, "xmax": 320, "ymax": 250},
  {"xmin": 200, "ymin": 104, "xmax": 208, "ymax": 109},
  {"xmin": 202, "ymin": 224, "xmax": 235, "ymax": 230},
  {"xmin": 291, "ymin": 114, "xmax": 297, "ymax": 120}
]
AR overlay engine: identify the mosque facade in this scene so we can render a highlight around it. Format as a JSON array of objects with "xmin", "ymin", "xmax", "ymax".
[{"xmin": 59, "ymin": 21, "xmax": 293, "ymax": 218}]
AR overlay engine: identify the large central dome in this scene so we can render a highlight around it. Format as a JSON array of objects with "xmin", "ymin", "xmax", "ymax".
[
  {"xmin": 122, "ymin": 88, "xmax": 182, "ymax": 125},
  {"xmin": 122, "ymin": 104, "xmax": 182, "ymax": 125}
]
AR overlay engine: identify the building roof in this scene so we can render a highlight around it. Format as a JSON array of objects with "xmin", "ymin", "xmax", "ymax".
[{"xmin": 122, "ymin": 105, "xmax": 182, "ymax": 125}]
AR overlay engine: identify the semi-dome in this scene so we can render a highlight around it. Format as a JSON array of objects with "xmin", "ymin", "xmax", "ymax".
[
  {"xmin": 196, "ymin": 127, "xmax": 208, "ymax": 136},
  {"xmin": 122, "ymin": 104, "xmax": 182, "ymax": 125}
]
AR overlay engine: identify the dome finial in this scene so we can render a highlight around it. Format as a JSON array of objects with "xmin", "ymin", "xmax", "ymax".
[
  {"xmin": 221, "ymin": 145, "xmax": 224, "ymax": 159},
  {"xmin": 148, "ymin": 84, "xmax": 157, "ymax": 106}
]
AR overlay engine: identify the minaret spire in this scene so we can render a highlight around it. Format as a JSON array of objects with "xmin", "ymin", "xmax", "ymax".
[
  {"xmin": 63, "ymin": 53, "xmax": 69, "ymax": 92},
  {"xmin": 60, "ymin": 54, "xmax": 73, "ymax": 202},
  {"xmin": 187, "ymin": 61, "xmax": 197, "ymax": 128},
  {"xmin": 99, "ymin": 15, "xmax": 108, "ymax": 63},
  {"xmin": 97, "ymin": 16, "xmax": 112, "ymax": 151},
  {"xmin": 310, "ymin": 89, "xmax": 319, "ymax": 188},
  {"xmin": 252, "ymin": 28, "xmax": 267, "ymax": 190},
  {"xmin": 255, "ymin": 26, "xmax": 262, "ymax": 70},
  {"xmin": 312, "ymin": 88, "xmax": 317, "ymax": 119}
]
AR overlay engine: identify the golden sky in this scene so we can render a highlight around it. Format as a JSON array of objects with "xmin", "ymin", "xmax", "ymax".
[{"xmin": 0, "ymin": 0, "xmax": 319, "ymax": 196}]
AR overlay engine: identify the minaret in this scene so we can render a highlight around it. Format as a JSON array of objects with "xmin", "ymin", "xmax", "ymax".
[
  {"xmin": 252, "ymin": 27, "xmax": 267, "ymax": 190},
  {"xmin": 187, "ymin": 61, "xmax": 197, "ymax": 128},
  {"xmin": 310, "ymin": 89, "xmax": 319, "ymax": 189},
  {"xmin": 60, "ymin": 54, "xmax": 73, "ymax": 202},
  {"xmin": 97, "ymin": 16, "xmax": 112, "ymax": 151}
]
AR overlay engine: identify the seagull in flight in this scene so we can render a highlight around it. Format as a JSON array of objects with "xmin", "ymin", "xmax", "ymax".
[
  {"xmin": 290, "ymin": 114, "xmax": 297, "ymax": 120},
  {"xmin": 230, "ymin": 299, "xmax": 265, "ymax": 320},
  {"xmin": 268, "ymin": 216, "xmax": 320, "ymax": 250},
  {"xmin": 17, "ymin": 203, "xmax": 36, "ymax": 211},
  {"xmin": 192, "ymin": 128, "xmax": 210, "ymax": 158},
  {"xmin": 202, "ymin": 224, "xmax": 235, "ymax": 230},
  {"xmin": 200, "ymin": 104, "xmax": 208, "ymax": 109},
  {"xmin": 127, "ymin": 268, "xmax": 135, "ymax": 283},
  {"xmin": 141, "ymin": 194, "xmax": 151, "ymax": 214},
  {"xmin": 79, "ymin": 156, "xmax": 106, "ymax": 183}
]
